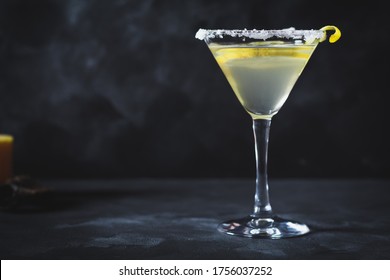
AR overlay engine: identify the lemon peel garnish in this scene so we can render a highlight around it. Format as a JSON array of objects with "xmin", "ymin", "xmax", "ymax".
[{"xmin": 320, "ymin": 25, "xmax": 341, "ymax": 43}]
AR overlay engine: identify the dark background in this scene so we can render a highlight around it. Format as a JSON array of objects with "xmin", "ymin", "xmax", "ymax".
[{"xmin": 0, "ymin": 0, "xmax": 388, "ymax": 179}]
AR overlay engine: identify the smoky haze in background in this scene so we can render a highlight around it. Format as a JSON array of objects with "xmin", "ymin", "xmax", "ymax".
[{"xmin": 0, "ymin": 0, "xmax": 388, "ymax": 179}]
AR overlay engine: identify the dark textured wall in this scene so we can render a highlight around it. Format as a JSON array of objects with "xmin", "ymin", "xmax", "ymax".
[{"xmin": 0, "ymin": 0, "xmax": 388, "ymax": 178}]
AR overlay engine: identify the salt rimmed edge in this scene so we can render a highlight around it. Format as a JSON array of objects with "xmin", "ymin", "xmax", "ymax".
[{"xmin": 195, "ymin": 28, "xmax": 324, "ymax": 44}]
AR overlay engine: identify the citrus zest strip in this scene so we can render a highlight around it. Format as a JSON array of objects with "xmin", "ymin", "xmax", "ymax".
[{"xmin": 320, "ymin": 25, "xmax": 341, "ymax": 43}]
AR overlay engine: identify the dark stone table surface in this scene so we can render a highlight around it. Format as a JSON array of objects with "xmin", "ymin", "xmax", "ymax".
[{"xmin": 1, "ymin": 179, "xmax": 390, "ymax": 260}]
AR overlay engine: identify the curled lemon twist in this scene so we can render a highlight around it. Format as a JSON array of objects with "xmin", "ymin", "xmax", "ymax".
[{"xmin": 320, "ymin": 25, "xmax": 341, "ymax": 43}]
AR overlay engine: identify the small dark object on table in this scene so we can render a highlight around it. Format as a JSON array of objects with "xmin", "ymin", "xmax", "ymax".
[{"xmin": 0, "ymin": 175, "xmax": 48, "ymax": 209}]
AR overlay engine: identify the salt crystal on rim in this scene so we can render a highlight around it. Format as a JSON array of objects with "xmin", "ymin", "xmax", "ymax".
[{"xmin": 195, "ymin": 28, "xmax": 324, "ymax": 44}]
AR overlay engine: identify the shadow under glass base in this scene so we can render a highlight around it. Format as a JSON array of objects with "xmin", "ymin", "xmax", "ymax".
[{"xmin": 217, "ymin": 215, "xmax": 310, "ymax": 239}]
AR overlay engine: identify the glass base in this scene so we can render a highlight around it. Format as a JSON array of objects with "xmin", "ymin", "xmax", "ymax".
[{"xmin": 217, "ymin": 215, "xmax": 310, "ymax": 239}]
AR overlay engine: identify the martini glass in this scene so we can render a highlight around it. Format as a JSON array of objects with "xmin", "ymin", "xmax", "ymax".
[{"xmin": 196, "ymin": 27, "xmax": 339, "ymax": 239}]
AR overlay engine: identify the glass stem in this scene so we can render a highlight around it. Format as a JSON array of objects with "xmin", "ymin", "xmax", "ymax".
[{"xmin": 252, "ymin": 118, "xmax": 273, "ymax": 218}]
